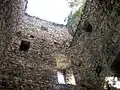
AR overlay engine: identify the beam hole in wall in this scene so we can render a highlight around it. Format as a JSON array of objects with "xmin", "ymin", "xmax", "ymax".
[
  {"xmin": 41, "ymin": 26, "xmax": 48, "ymax": 31},
  {"xmin": 54, "ymin": 42, "xmax": 59, "ymax": 45},
  {"xmin": 83, "ymin": 20, "xmax": 92, "ymax": 32},
  {"xmin": 96, "ymin": 65, "xmax": 102, "ymax": 77},
  {"xmin": 16, "ymin": 31, "xmax": 22, "ymax": 37},
  {"xmin": 20, "ymin": 40, "xmax": 30, "ymax": 51},
  {"xmin": 111, "ymin": 52, "xmax": 120, "ymax": 77},
  {"xmin": 30, "ymin": 35, "xmax": 34, "ymax": 38}
]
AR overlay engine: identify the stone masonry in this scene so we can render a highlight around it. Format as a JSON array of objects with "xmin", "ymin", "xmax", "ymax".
[{"xmin": 0, "ymin": 0, "xmax": 120, "ymax": 90}]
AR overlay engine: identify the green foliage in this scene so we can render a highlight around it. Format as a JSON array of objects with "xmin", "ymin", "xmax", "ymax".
[
  {"xmin": 67, "ymin": 6, "xmax": 83, "ymax": 28},
  {"xmin": 66, "ymin": 0, "xmax": 87, "ymax": 35}
]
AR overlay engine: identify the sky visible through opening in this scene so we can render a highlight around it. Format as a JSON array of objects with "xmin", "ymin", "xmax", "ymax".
[
  {"xmin": 105, "ymin": 77, "xmax": 120, "ymax": 89},
  {"xmin": 26, "ymin": 0, "xmax": 73, "ymax": 25},
  {"xmin": 57, "ymin": 71, "xmax": 76, "ymax": 85}
]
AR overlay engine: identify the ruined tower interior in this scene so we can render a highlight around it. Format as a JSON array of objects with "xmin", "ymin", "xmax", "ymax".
[{"xmin": 0, "ymin": 0, "xmax": 120, "ymax": 90}]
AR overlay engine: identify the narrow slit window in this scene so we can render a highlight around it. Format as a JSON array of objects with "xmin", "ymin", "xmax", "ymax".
[
  {"xmin": 66, "ymin": 72, "xmax": 76, "ymax": 85},
  {"xmin": 57, "ymin": 71, "xmax": 65, "ymax": 84},
  {"xmin": 55, "ymin": 54, "xmax": 76, "ymax": 85},
  {"xmin": 57, "ymin": 70, "xmax": 76, "ymax": 85}
]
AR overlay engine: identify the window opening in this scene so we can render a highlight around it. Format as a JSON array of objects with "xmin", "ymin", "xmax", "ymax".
[
  {"xmin": 55, "ymin": 54, "xmax": 76, "ymax": 85},
  {"xmin": 104, "ymin": 77, "xmax": 120, "ymax": 89},
  {"xmin": 57, "ymin": 71, "xmax": 66, "ymax": 84}
]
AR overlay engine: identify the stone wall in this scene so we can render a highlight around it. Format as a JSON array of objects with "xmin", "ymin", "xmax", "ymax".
[
  {"xmin": 0, "ymin": 13, "xmax": 72, "ymax": 89},
  {"xmin": 0, "ymin": 0, "xmax": 24, "ymax": 89},
  {"xmin": 0, "ymin": 0, "xmax": 24, "ymax": 60},
  {"xmin": 68, "ymin": 0, "xmax": 120, "ymax": 89},
  {"xmin": 0, "ymin": 0, "xmax": 74, "ymax": 89},
  {"xmin": 24, "ymin": 13, "xmax": 66, "ymax": 30},
  {"xmin": 1, "ymin": 0, "xmax": 120, "ymax": 89}
]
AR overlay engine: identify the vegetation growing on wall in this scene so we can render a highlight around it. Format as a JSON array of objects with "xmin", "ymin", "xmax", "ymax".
[{"xmin": 66, "ymin": 0, "xmax": 87, "ymax": 35}]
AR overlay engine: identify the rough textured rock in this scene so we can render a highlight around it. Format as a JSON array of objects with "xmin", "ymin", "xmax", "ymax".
[
  {"xmin": 0, "ymin": 0, "xmax": 120, "ymax": 90},
  {"xmin": 68, "ymin": 0, "xmax": 120, "ymax": 89},
  {"xmin": 0, "ymin": 0, "xmax": 73, "ymax": 89},
  {"xmin": 0, "ymin": 0, "xmax": 24, "ymax": 59},
  {"xmin": 0, "ymin": 0, "xmax": 24, "ymax": 89},
  {"xmin": 1, "ymin": 12, "xmax": 72, "ymax": 89}
]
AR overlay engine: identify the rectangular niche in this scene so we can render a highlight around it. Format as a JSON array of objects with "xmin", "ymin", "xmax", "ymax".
[{"xmin": 20, "ymin": 40, "xmax": 30, "ymax": 51}]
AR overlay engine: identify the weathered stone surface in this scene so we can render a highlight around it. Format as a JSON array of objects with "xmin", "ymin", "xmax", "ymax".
[
  {"xmin": 0, "ymin": 0, "xmax": 120, "ymax": 90},
  {"xmin": 0, "ymin": 0, "xmax": 24, "ymax": 59},
  {"xmin": 68, "ymin": 0, "xmax": 120, "ymax": 89},
  {"xmin": 0, "ymin": 0, "xmax": 24, "ymax": 89},
  {"xmin": 1, "ymin": 12, "xmax": 72, "ymax": 89}
]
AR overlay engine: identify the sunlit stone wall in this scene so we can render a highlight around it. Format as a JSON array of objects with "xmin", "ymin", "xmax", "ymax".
[{"xmin": 2, "ymin": 13, "xmax": 72, "ymax": 89}]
